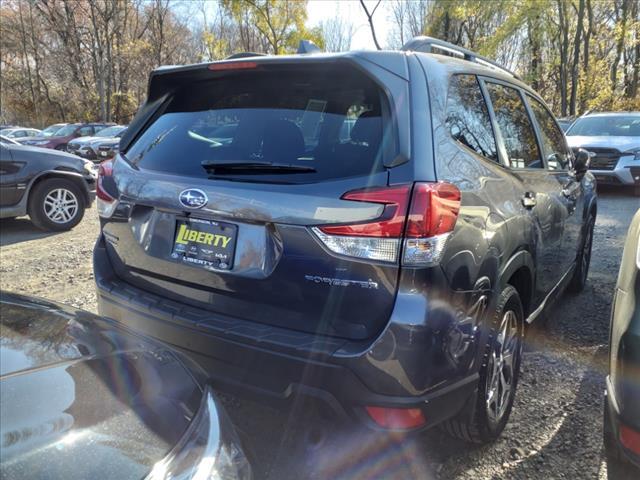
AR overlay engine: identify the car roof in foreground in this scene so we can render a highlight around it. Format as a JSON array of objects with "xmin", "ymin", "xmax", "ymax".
[
  {"xmin": 0, "ymin": 291, "xmax": 207, "ymax": 479},
  {"xmin": 0, "ymin": 291, "xmax": 158, "ymax": 376}
]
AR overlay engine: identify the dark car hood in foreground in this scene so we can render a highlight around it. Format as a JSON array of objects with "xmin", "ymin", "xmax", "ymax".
[{"xmin": 0, "ymin": 292, "xmax": 203, "ymax": 479}]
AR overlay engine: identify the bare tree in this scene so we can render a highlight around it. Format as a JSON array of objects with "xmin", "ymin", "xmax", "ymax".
[
  {"xmin": 388, "ymin": 0, "xmax": 432, "ymax": 48},
  {"xmin": 318, "ymin": 14, "xmax": 355, "ymax": 52},
  {"xmin": 359, "ymin": 0, "xmax": 382, "ymax": 50}
]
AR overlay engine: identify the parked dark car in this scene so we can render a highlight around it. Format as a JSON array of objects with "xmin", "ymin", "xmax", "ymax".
[
  {"xmin": 33, "ymin": 122, "xmax": 68, "ymax": 139},
  {"xmin": 21, "ymin": 122, "xmax": 114, "ymax": 151},
  {"xmin": 67, "ymin": 125, "xmax": 127, "ymax": 161},
  {"xmin": 0, "ymin": 142, "xmax": 96, "ymax": 230},
  {"xmin": 0, "ymin": 291, "xmax": 252, "ymax": 480},
  {"xmin": 604, "ymin": 209, "xmax": 640, "ymax": 478},
  {"xmin": 566, "ymin": 112, "xmax": 640, "ymax": 196},
  {"xmin": 93, "ymin": 37, "xmax": 597, "ymax": 443}
]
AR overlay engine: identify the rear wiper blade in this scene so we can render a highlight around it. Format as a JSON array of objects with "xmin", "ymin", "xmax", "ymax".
[{"xmin": 201, "ymin": 161, "xmax": 316, "ymax": 174}]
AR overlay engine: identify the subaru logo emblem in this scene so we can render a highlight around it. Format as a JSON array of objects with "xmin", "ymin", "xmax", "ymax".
[{"xmin": 179, "ymin": 189, "xmax": 208, "ymax": 209}]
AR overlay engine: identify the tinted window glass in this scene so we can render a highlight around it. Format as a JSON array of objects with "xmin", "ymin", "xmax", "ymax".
[
  {"xmin": 527, "ymin": 95, "xmax": 570, "ymax": 170},
  {"xmin": 126, "ymin": 64, "xmax": 394, "ymax": 183},
  {"xmin": 486, "ymin": 83, "xmax": 542, "ymax": 169},
  {"xmin": 446, "ymin": 75, "xmax": 498, "ymax": 162},
  {"xmin": 79, "ymin": 126, "xmax": 93, "ymax": 136}
]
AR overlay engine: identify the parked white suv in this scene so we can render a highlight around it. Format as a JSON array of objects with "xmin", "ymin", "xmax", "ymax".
[{"xmin": 566, "ymin": 112, "xmax": 640, "ymax": 196}]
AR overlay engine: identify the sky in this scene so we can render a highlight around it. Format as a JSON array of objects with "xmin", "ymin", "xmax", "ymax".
[{"xmin": 306, "ymin": 0, "xmax": 394, "ymax": 50}]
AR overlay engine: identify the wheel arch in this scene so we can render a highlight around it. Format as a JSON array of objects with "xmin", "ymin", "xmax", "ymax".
[
  {"xmin": 27, "ymin": 170, "xmax": 90, "ymax": 206},
  {"xmin": 499, "ymin": 250, "xmax": 535, "ymax": 318}
]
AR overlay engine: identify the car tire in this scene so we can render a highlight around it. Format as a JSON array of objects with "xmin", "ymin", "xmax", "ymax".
[
  {"xmin": 441, "ymin": 284, "xmax": 524, "ymax": 444},
  {"xmin": 633, "ymin": 185, "xmax": 640, "ymax": 197},
  {"xmin": 568, "ymin": 213, "xmax": 595, "ymax": 293},
  {"xmin": 55, "ymin": 144, "xmax": 66, "ymax": 151},
  {"xmin": 28, "ymin": 178, "xmax": 85, "ymax": 231}
]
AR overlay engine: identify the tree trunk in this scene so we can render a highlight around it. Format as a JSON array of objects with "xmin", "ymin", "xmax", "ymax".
[
  {"xmin": 611, "ymin": 0, "xmax": 629, "ymax": 103},
  {"xmin": 557, "ymin": 0, "xmax": 569, "ymax": 117},
  {"xmin": 569, "ymin": 0, "xmax": 585, "ymax": 116}
]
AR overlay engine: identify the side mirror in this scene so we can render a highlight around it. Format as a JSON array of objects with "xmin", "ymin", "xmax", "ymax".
[{"xmin": 574, "ymin": 148, "xmax": 590, "ymax": 179}]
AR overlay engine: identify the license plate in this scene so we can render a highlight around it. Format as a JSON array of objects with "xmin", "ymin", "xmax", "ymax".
[
  {"xmin": 595, "ymin": 175, "xmax": 610, "ymax": 182},
  {"xmin": 172, "ymin": 218, "xmax": 237, "ymax": 270}
]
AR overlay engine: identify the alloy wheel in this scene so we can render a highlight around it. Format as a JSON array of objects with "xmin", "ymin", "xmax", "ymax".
[
  {"xmin": 486, "ymin": 310, "xmax": 521, "ymax": 423},
  {"xmin": 43, "ymin": 188, "xmax": 79, "ymax": 224}
]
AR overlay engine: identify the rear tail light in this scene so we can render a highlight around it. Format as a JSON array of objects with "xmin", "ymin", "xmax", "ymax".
[
  {"xmin": 620, "ymin": 423, "xmax": 640, "ymax": 456},
  {"xmin": 403, "ymin": 182, "xmax": 461, "ymax": 265},
  {"xmin": 208, "ymin": 61, "xmax": 257, "ymax": 71},
  {"xmin": 96, "ymin": 159, "xmax": 118, "ymax": 218},
  {"xmin": 313, "ymin": 182, "xmax": 460, "ymax": 265},
  {"xmin": 365, "ymin": 406, "xmax": 426, "ymax": 430}
]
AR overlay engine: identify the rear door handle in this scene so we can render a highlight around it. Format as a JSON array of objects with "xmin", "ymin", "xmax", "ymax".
[{"xmin": 522, "ymin": 192, "xmax": 537, "ymax": 209}]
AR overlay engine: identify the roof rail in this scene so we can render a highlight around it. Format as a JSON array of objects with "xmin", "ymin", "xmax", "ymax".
[{"xmin": 401, "ymin": 36, "xmax": 521, "ymax": 80}]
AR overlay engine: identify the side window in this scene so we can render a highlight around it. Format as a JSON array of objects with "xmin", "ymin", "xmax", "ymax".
[
  {"xmin": 485, "ymin": 82, "xmax": 542, "ymax": 169},
  {"xmin": 79, "ymin": 126, "xmax": 93, "ymax": 136},
  {"xmin": 527, "ymin": 95, "xmax": 570, "ymax": 170},
  {"xmin": 445, "ymin": 74, "xmax": 498, "ymax": 162}
]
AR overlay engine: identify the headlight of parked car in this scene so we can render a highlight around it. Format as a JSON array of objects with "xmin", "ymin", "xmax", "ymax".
[
  {"xmin": 83, "ymin": 160, "xmax": 98, "ymax": 178},
  {"xmin": 624, "ymin": 148, "xmax": 640, "ymax": 161}
]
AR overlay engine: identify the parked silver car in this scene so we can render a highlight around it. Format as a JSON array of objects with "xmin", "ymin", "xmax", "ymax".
[
  {"xmin": 66, "ymin": 124, "xmax": 127, "ymax": 161},
  {"xmin": 566, "ymin": 112, "xmax": 640, "ymax": 196}
]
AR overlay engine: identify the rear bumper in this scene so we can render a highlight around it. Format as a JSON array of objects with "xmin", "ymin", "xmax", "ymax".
[
  {"xmin": 605, "ymin": 376, "xmax": 640, "ymax": 469},
  {"xmin": 93, "ymin": 236, "xmax": 479, "ymax": 431}
]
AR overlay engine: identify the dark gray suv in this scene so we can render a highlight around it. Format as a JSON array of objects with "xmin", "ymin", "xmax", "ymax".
[{"xmin": 93, "ymin": 37, "xmax": 597, "ymax": 444}]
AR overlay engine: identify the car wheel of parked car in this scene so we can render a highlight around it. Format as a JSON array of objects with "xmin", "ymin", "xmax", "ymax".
[
  {"xmin": 568, "ymin": 213, "xmax": 595, "ymax": 293},
  {"xmin": 442, "ymin": 285, "xmax": 524, "ymax": 444},
  {"xmin": 54, "ymin": 144, "xmax": 66, "ymax": 151},
  {"xmin": 28, "ymin": 178, "xmax": 85, "ymax": 231}
]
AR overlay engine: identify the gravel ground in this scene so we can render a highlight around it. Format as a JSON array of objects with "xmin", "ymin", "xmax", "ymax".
[{"xmin": 0, "ymin": 187, "xmax": 638, "ymax": 479}]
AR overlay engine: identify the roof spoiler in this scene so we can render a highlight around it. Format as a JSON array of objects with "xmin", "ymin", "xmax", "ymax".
[{"xmin": 402, "ymin": 36, "xmax": 520, "ymax": 80}]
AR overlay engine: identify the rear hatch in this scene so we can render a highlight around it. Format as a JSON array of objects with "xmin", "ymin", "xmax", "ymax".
[{"xmin": 101, "ymin": 59, "xmax": 409, "ymax": 341}]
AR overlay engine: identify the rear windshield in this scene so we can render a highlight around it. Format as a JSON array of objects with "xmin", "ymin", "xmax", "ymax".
[{"xmin": 125, "ymin": 63, "xmax": 395, "ymax": 183}]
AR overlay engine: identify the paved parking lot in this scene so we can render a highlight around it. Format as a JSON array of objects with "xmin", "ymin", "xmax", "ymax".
[{"xmin": 0, "ymin": 187, "xmax": 637, "ymax": 479}]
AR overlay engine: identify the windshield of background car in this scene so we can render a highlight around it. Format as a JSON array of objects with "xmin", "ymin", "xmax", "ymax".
[
  {"xmin": 41, "ymin": 124, "xmax": 64, "ymax": 136},
  {"xmin": 95, "ymin": 125, "xmax": 125, "ymax": 137},
  {"xmin": 54, "ymin": 125, "xmax": 78, "ymax": 137},
  {"xmin": 566, "ymin": 115, "xmax": 640, "ymax": 137},
  {"xmin": 125, "ymin": 63, "xmax": 395, "ymax": 183}
]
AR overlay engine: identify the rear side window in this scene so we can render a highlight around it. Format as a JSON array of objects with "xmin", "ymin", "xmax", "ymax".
[
  {"xmin": 485, "ymin": 83, "xmax": 542, "ymax": 169},
  {"xmin": 526, "ymin": 95, "xmax": 570, "ymax": 170},
  {"xmin": 126, "ymin": 64, "xmax": 395, "ymax": 183},
  {"xmin": 445, "ymin": 74, "xmax": 498, "ymax": 162}
]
